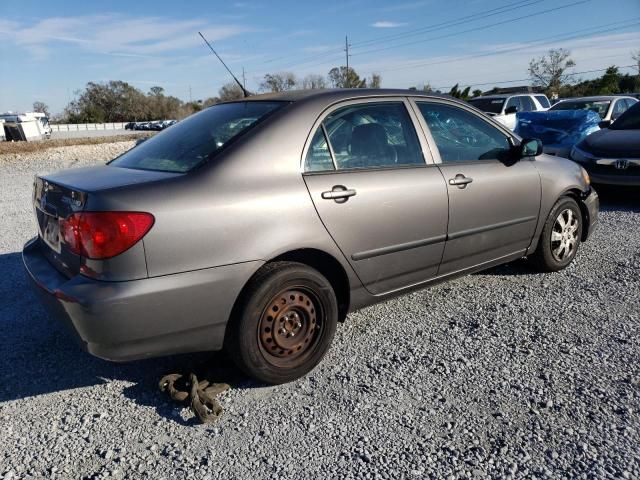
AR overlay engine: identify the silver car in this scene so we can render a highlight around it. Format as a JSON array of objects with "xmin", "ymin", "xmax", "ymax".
[{"xmin": 23, "ymin": 89, "xmax": 599, "ymax": 384}]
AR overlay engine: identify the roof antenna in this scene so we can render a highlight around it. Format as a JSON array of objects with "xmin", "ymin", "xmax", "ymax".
[{"xmin": 198, "ymin": 31, "xmax": 251, "ymax": 98}]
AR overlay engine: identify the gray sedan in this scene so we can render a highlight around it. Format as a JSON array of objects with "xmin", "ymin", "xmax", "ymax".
[{"xmin": 23, "ymin": 89, "xmax": 599, "ymax": 384}]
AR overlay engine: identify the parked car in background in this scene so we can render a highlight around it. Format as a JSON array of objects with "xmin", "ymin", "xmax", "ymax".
[
  {"xmin": 23, "ymin": 89, "xmax": 598, "ymax": 384},
  {"xmin": 124, "ymin": 122, "xmax": 136, "ymax": 130},
  {"xmin": 468, "ymin": 93, "xmax": 550, "ymax": 130},
  {"xmin": 550, "ymin": 96, "xmax": 637, "ymax": 127},
  {"xmin": 515, "ymin": 95, "xmax": 638, "ymax": 158},
  {"xmin": 570, "ymin": 100, "xmax": 640, "ymax": 185}
]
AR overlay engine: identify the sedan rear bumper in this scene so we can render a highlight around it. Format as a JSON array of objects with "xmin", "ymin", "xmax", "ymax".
[{"xmin": 23, "ymin": 237, "xmax": 262, "ymax": 361}]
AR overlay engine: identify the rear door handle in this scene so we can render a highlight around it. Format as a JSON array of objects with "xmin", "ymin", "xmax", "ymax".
[
  {"xmin": 448, "ymin": 174, "xmax": 473, "ymax": 188},
  {"xmin": 321, "ymin": 185, "xmax": 357, "ymax": 203}
]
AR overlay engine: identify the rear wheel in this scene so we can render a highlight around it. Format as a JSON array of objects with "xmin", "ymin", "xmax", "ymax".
[
  {"xmin": 225, "ymin": 262, "xmax": 338, "ymax": 384},
  {"xmin": 529, "ymin": 197, "xmax": 582, "ymax": 272}
]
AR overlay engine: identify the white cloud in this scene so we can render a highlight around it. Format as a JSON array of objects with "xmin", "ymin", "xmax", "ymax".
[
  {"xmin": 0, "ymin": 15, "xmax": 251, "ymax": 60},
  {"xmin": 371, "ymin": 21, "xmax": 408, "ymax": 28}
]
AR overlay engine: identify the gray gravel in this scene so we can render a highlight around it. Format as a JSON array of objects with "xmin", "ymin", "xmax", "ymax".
[{"xmin": 0, "ymin": 143, "xmax": 638, "ymax": 479}]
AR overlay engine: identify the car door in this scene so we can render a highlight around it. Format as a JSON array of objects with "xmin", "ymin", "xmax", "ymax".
[
  {"xmin": 410, "ymin": 99, "xmax": 541, "ymax": 275},
  {"xmin": 302, "ymin": 98, "xmax": 449, "ymax": 295}
]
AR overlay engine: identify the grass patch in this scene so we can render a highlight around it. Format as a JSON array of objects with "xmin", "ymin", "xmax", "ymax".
[{"xmin": 0, "ymin": 133, "xmax": 154, "ymax": 155}]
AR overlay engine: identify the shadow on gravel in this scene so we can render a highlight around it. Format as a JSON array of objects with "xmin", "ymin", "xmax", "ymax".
[
  {"xmin": 0, "ymin": 251, "xmax": 251, "ymax": 424},
  {"xmin": 595, "ymin": 185, "xmax": 640, "ymax": 212}
]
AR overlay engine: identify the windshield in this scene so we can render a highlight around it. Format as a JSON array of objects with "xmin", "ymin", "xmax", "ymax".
[
  {"xmin": 549, "ymin": 100, "xmax": 611, "ymax": 119},
  {"xmin": 610, "ymin": 101, "xmax": 640, "ymax": 130},
  {"xmin": 468, "ymin": 98, "xmax": 505, "ymax": 114},
  {"xmin": 110, "ymin": 101, "xmax": 287, "ymax": 172}
]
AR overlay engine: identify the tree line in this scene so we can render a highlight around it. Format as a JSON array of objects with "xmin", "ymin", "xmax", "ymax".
[
  {"xmin": 36, "ymin": 48, "xmax": 639, "ymax": 123},
  {"xmin": 48, "ymin": 67, "xmax": 381, "ymax": 123}
]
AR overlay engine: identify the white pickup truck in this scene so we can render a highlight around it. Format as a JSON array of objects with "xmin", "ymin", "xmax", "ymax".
[{"xmin": 468, "ymin": 93, "xmax": 551, "ymax": 131}]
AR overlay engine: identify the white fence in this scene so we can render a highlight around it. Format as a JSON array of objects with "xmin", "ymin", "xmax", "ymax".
[{"xmin": 50, "ymin": 123, "xmax": 130, "ymax": 132}]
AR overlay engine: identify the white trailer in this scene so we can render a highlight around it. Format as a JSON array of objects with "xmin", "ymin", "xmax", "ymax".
[{"xmin": 0, "ymin": 111, "xmax": 52, "ymax": 141}]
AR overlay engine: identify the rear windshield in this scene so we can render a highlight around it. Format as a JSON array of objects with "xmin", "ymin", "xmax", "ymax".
[
  {"xmin": 468, "ymin": 98, "xmax": 505, "ymax": 114},
  {"xmin": 110, "ymin": 101, "xmax": 287, "ymax": 172},
  {"xmin": 549, "ymin": 100, "xmax": 611, "ymax": 119},
  {"xmin": 610, "ymin": 101, "xmax": 640, "ymax": 130}
]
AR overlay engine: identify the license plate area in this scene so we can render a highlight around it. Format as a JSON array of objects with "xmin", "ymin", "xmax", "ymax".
[{"xmin": 37, "ymin": 209, "xmax": 62, "ymax": 254}]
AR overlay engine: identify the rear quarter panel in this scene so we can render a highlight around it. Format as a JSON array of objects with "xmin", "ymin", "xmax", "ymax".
[{"xmin": 87, "ymin": 100, "xmax": 363, "ymax": 292}]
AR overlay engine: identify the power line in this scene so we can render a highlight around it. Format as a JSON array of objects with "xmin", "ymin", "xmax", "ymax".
[
  {"xmin": 360, "ymin": 18, "xmax": 640, "ymax": 76},
  {"xmin": 271, "ymin": 0, "xmax": 591, "ymax": 75},
  {"xmin": 352, "ymin": 0, "xmax": 545, "ymax": 49},
  {"xmin": 432, "ymin": 64, "xmax": 638, "ymax": 91},
  {"xmin": 254, "ymin": 0, "xmax": 546, "ymax": 72}
]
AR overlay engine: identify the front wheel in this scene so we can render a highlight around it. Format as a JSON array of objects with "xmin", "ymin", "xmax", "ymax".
[
  {"xmin": 529, "ymin": 197, "xmax": 583, "ymax": 272},
  {"xmin": 225, "ymin": 262, "xmax": 338, "ymax": 384}
]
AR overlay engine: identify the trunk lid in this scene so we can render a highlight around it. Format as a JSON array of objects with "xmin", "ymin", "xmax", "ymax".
[{"xmin": 33, "ymin": 165, "xmax": 181, "ymax": 277}]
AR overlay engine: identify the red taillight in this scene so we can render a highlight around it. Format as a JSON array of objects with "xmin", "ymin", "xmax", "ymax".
[{"xmin": 59, "ymin": 212, "xmax": 154, "ymax": 259}]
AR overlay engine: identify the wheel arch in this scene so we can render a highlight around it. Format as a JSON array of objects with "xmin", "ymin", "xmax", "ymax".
[
  {"xmin": 270, "ymin": 248, "xmax": 351, "ymax": 322},
  {"xmin": 228, "ymin": 248, "xmax": 351, "ymax": 329},
  {"xmin": 561, "ymin": 188, "xmax": 591, "ymax": 241}
]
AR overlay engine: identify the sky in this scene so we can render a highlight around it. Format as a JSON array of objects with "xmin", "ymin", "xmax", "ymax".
[{"xmin": 1, "ymin": 0, "xmax": 639, "ymax": 115}]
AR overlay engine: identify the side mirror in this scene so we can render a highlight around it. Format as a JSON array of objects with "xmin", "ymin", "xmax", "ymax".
[
  {"xmin": 520, "ymin": 138, "xmax": 543, "ymax": 157},
  {"xmin": 505, "ymin": 105, "xmax": 518, "ymax": 115},
  {"xmin": 598, "ymin": 120, "xmax": 611, "ymax": 129}
]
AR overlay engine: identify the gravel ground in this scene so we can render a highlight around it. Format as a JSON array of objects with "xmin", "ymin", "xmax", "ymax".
[{"xmin": 0, "ymin": 142, "xmax": 638, "ymax": 479}]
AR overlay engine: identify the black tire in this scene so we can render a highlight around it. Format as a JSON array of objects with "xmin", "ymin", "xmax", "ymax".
[
  {"xmin": 529, "ymin": 196, "xmax": 583, "ymax": 272},
  {"xmin": 225, "ymin": 261, "xmax": 338, "ymax": 384}
]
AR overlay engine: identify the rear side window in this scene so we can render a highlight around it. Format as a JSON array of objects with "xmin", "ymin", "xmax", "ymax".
[
  {"xmin": 110, "ymin": 101, "xmax": 287, "ymax": 173},
  {"xmin": 535, "ymin": 95, "xmax": 551, "ymax": 109},
  {"xmin": 417, "ymin": 102, "xmax": 511, "ymax": 163},
  {"xmin": 304, "ymin": 102, "xmax": 424, "ymax": 171}
]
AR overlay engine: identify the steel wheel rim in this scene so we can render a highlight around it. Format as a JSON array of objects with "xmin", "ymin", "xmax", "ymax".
[
  {"xmin": 551, "ymin": 208, "xmax": 579, "ymax": 262},
  {"xmin": 258, "ymin": 288, "xmax": 323, "ymax": 367}
]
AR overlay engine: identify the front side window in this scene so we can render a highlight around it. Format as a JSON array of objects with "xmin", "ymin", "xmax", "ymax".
[
  {"xmin": 110, "ymin": 101, "xmax": 287, "ymax": 173},
  {"xmin": 417, "ymin": 102, "xmax": 511, "ymax": 163},
  {"xmin": 610, "ymin": 101, "xmax": 640, "ymax": 130},
  {"xmin": 505, "ymin": 97, "xmax": 521, "ymax": 112},
  {"xmin": 612, "ymin": 99, "xmax": 629, "ymax": 119},
  {"xmin": 304, "ymin": 102, "xmax": 424, "ymax": 171}
]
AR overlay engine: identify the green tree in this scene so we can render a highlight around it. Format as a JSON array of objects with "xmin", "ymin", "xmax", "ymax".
[
  {"xmin": 448, "ymin": 84, "xmax": 471, "ymax": 100},
  {"xmin": 368, "ymin": 73, "xmax": 382, "ymax": 88},
  {"xmin": 218, "ymin": 82, "xmax": 245, "ymax": 101},
  {"xmin": 32, "ymin": 101, "xmax": 50, "ymax": 116},
  {"xmin": 598, "ymin": 66, "xmax": 621, "ymax": 94},
  {"xmin": 472, "ymin": 89, "xmax": 483, "ymax": 97},
  {"xmin": 260, "ymin": 72, "xmax": 297, "ymax": 92},
  {"xmin": 328, "ymin": 66, "xmax": 367, "ymax": 88},
  {"xmin": 528, "ymin": 48, "xmax": 576, "ymax": 95},
  {"xmin": 301, "ymin": 74, "xmax": 326, "ymax": 89}
]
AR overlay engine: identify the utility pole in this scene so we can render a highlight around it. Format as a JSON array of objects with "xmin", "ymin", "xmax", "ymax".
[
  {"xmin": 242, "ymin": 67, "xmax": 246, "ymax": 90},
  {"xmin": 344, "ymin": 35, "xmax": 351, "ymax": 87}
]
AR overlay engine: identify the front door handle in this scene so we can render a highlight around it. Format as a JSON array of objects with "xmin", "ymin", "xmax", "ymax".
[
  {"xmin": 321, "ymin": 185, "xmax": 357, "ymax": 203},
  {"xmin": 448, "ymin": 174, "xmax": 473, "ymax": 189}
]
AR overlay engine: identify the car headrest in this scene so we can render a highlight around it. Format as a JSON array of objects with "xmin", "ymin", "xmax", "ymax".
[{"xmin": 351, "ymin": 123, "xmax": 391, "ymax": 160}]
